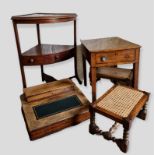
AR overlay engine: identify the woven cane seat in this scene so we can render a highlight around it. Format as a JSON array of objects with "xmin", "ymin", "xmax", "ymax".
[
  {"xmin": 94, "ymin": 85, "xmax": 148, "ymax": 121},
  {"xmin": 90, "ymin": 85, "xmax": 149, "ymax": 153},
  {"xmin": 96, "ymin": 67, "xmax": 133, "ymax": 80}
]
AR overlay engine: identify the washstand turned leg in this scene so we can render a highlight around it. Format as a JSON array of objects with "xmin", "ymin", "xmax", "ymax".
[{"xmin": 82, "ymin": 54, "xmax": 87, "ymax": 86}]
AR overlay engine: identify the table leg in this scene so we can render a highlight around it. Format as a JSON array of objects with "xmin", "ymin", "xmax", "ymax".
[
  {"xmin": 133, "ymin": 49, "xmax": 140, "ymax": 89},
  {"xmin": 40, "ymin": 65, "xmax": 44, "ymax": 81},
  {"xmin": 82, "ymin": 54, "xmax": 87, "ymax": 86},
  {"xmin": 91, "ymin": 67, "xmax": 96, "ymax": 101},
  {"xmin": 20, "ymin": 65, "xmax": 27, "ymax": 88}
]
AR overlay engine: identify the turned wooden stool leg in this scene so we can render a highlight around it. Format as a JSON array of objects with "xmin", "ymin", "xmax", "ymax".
[
  {"xmin": 123, "ymin": 128, "xmax": 129, "ymax": 152},
  {"xmin": 89, "ymin": 106, "xmax": 100, "ymax": 134},
  {"xmin": 115, "ymin": 121, "xmax": 131, "ymax": 153},
  {"xmin": 115, "ymin": 129, "xmax": 129, "ymax": 153},
  {"xmin": 137, "ymin": 103, "xmax": 147, "ymax": 120}
]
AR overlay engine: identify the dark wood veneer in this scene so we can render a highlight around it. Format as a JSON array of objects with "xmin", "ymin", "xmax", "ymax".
[
  {"xmin": 12, "ymin": 13, "xmax": 81, "ymax": 88},
  {"xmin": 21, "ymin": 44, "xmax": 74, "ymax": 65},
  {"xmin": 12, "ymin": 13, "xmax": 77, "ymax": 24}
]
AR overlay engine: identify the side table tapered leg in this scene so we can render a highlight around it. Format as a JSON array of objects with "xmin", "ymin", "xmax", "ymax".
[{"xmin": 133, "ymin": 48, "xmax": 140, "ymax": 89}]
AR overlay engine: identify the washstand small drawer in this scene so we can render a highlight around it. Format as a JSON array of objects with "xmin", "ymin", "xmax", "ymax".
[
  {"xmin": 21, "ymin": 56, "xmax": 37, "ymax": 65},
  {"xmin": 95, "ymin": 52, "xmax": 116, "ymax": 64},
  {"xmin": 21, "ymin": 55, "xmax": 55, "ymax": 66}
]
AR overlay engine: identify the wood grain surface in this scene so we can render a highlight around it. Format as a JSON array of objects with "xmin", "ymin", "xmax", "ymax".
[
  {"xmin": 12, "ymin": 13, "xmax": 77, "ymax": 24},
  {"xmin": 21, "ymin": 79, "xmax": 90, "ymax": 140},
  {"xmin": 81, "ymin": 37, "xmax": 141, "ymax": 52}
]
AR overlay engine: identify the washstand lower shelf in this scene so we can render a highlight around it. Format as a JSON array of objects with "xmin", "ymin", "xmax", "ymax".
[{"xmin": 21, "ymin": 79, "xmax": 90, "ymax": 140}]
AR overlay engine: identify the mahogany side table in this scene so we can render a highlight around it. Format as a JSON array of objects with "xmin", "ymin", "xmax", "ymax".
[
  {"xmin": 81, "ymin": 37, "xmax": 141, "ymax": 101},
  {"xmin": 12, "ymin": 13, "xmax": 81, "ymax": 88}
]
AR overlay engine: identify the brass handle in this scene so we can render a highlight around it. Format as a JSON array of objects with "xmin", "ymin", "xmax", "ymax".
[
  {"xmin": 101, "ymin": 56, "xmax": 108, "ymax": 61},
  {"xmin": 29, "ymin": 58, "xmax": 34, "ymax": 63}
]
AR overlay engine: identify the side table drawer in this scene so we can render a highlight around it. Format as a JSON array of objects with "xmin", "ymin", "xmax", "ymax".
[
  {"xmin": 95, "ymin": 49, "xmax": 136, "ymax": 65},
  {"xmin": 116, "ymin": 49, "xmax": 135, "ymax": 62},
  {"xmin": 95, "ymin": 52, "xmax": 116, "ymax": 64}
]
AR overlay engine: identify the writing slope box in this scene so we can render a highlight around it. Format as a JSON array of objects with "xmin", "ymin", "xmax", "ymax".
[
  {"xmin": 21, "ymin": 79, "xmax": 90, "ymax": 140},
  {"xmin": 23, "ymin": 79, "xmax": 75, "ymax": 102}
]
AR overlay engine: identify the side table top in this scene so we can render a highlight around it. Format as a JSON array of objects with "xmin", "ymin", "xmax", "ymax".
[
  {"xmin": 11, "ymin": 13, "xmax": 77, "ymax": 23},
  {"xmin": 81, "ymin": 37, "xmax": 141, "ymax": 52}
]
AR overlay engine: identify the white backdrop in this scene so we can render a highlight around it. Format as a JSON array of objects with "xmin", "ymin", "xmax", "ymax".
[{"xmin": 0, "ymin": 0, "xmax": 154, "ymax": 155}]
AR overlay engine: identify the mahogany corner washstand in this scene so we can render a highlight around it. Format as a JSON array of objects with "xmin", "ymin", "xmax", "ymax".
[
  {"xmin": 81, "ymin": 37, "xmax": 141, "ymax": 101},
  {"xmin": 12, "ymin": 13, "xmax": 81, "ymax": 88}
]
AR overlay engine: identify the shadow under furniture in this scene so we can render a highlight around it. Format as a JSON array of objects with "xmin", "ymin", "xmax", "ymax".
[{"xmin": 12, "ymin": 13, "xmax": 81, "ymax": 88}]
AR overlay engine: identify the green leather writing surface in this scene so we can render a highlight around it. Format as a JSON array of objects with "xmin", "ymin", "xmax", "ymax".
[{"xmin": 33, "ymin": 95, "xmax": 81, "ymax": 119}]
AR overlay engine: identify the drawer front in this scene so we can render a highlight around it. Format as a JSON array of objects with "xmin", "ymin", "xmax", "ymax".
[
  {"xmin": 116, "ymin": 49, "xmax": 135, "ymax": 62},
  {"xmin": 95, "ymin": 52, "xmax": 116, "ymax": 64},
  {"xmin": 21, "ymin": 50, "xmax": 74, "ymax": 66},
  {"xmin": 21, "ymin": 55, "xmax": 55, "ymax": 65},
  {"xmin": 95, "ymin": 49, "xmax": 135, "ymax": 65}
]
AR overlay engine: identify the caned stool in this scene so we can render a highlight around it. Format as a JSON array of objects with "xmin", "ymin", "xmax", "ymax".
[
  {"xmin": 96, "ymin": 67, "xmax": 133, "ymax": 86},
  {"xmin": 89, "ymin": 85, "xmax": 149, "ymax": 153}
]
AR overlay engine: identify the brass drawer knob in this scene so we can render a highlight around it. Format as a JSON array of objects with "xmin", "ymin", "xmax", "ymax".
[
  {"xmin": 101, "ymin": 56, "xmax": 108, "ymax": 61},
  {"xmin": 29, "ymin": 58, "xmax": 34, "ymax": 63}
]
